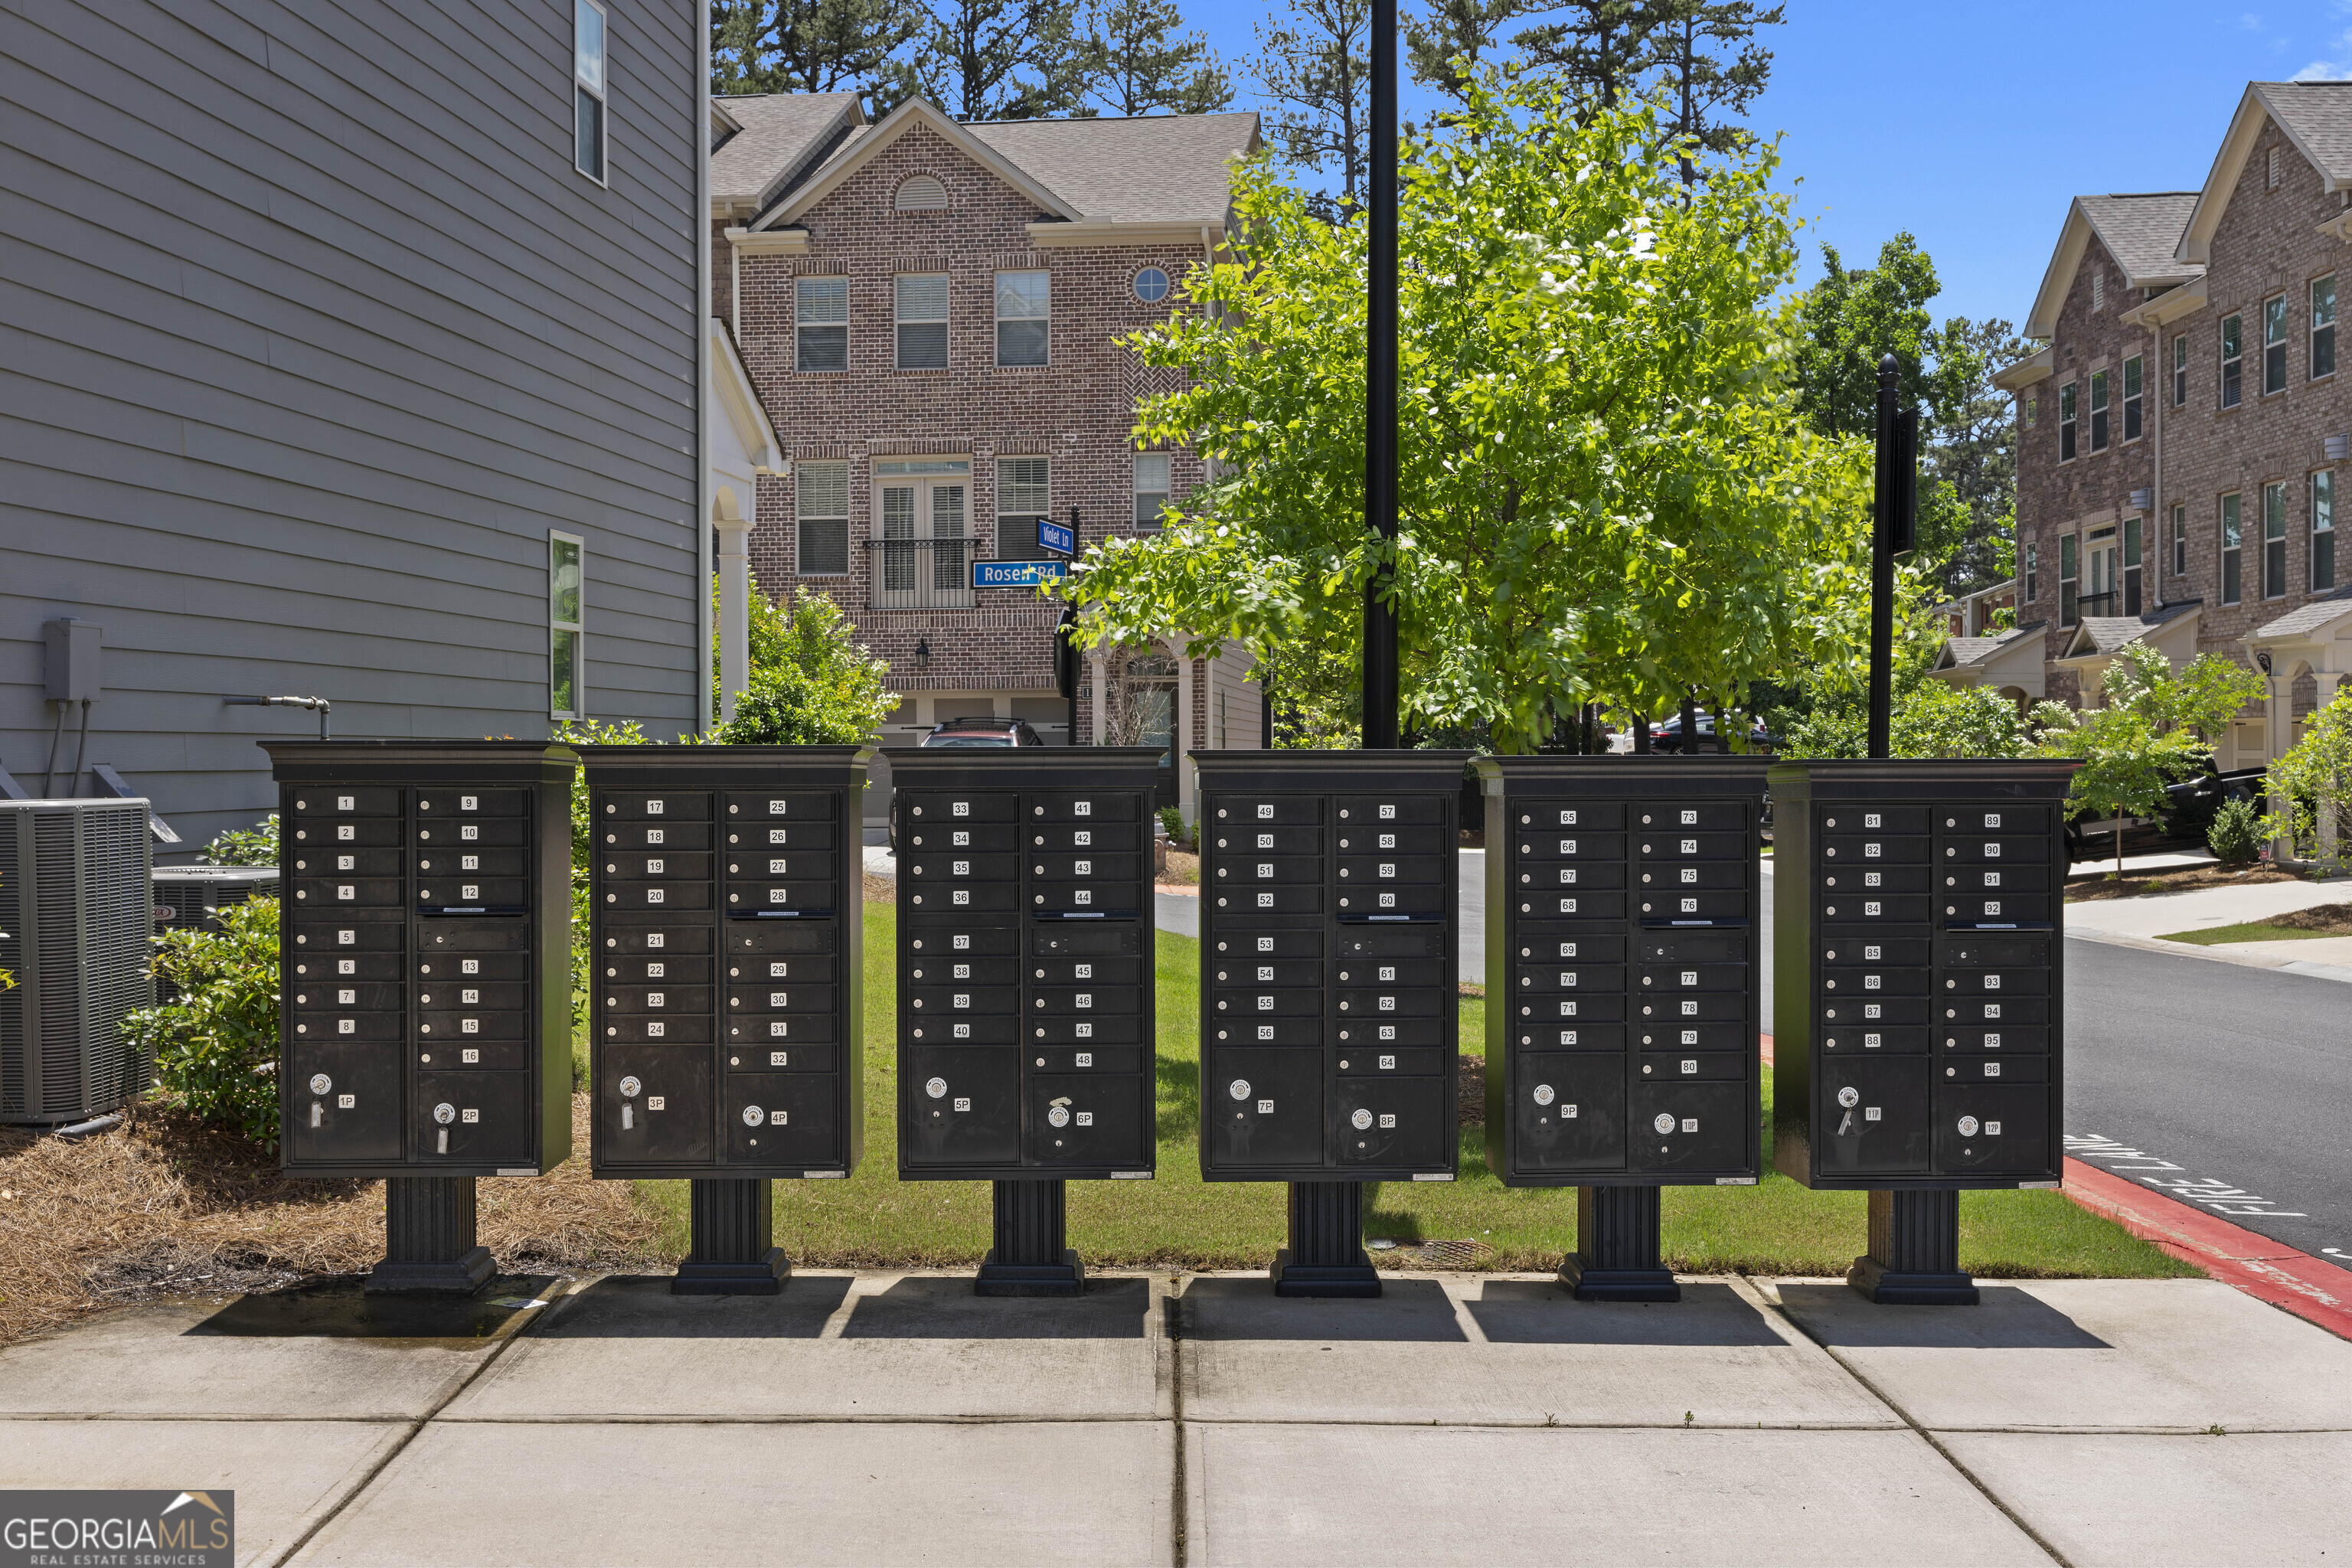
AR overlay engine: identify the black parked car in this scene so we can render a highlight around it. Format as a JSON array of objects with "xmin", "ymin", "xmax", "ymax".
[{"xmin": 1649, "ymin": 711, "xmax": 1775, "ymax": 753}]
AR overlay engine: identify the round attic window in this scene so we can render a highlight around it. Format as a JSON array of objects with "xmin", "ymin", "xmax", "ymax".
[
  {"xmin": 1132, "ymin": 267, "xmax": 1171, "ymax": 304},
  {"xmin": 895, "ymin": 175, "xmax": 948, "ymax": 212}
]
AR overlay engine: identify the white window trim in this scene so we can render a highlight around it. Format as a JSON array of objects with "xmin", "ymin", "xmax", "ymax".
[
  {"xmin": 795, "ymin": 462, "xmax": 851, "ymax": 577},
  {"xmin": 795, "ymin": 275, "xmax": 849, "ymax": 373},
  {"xmin": 995, "ymin": 270, "xmax": 1051, "ymax": 368},
  {"xmin": 896, "ymin": 273, "xmax": 949, "ymax": 371},
  {"xmin": 550, "ymin": 529, "xmax": 585, "ymax": 720},
  {"xmin": 2313, "ymin": 275, "xmax": 2337, "ymax": 381},
  {"xmin": 573, "ymin": 0, "xmax": 609, "ymax": 188}
]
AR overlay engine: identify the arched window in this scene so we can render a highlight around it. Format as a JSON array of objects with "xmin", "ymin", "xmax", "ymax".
[{"xmin": 895, "ymin": 175, "xmax": 947, "ymax": 212}]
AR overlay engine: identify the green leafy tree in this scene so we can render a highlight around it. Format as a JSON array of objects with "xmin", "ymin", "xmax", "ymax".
[
  {"xmin": 716, "ymin": 585, "xmax": 899, "ymax": 743},
  {"xmin": 1079, "ymin": 0, "xmax": 1233, "ymax": 114},
  {"xmin": 1059, "ymin": 82, "xmax": 1868, "ymax": 754},
  {"xmin": 2261, "ymin": 683, "xmax": 2352, "ymax": 866},
  {"xmin": 1922, "ymin": 315, "xmax": 2029, "ymax": 595},
  {"xmin": 1780, "ymin": 681, "xmax": 2033, "ymax": 762},
  {"xmin": 710, "ymin": 0, "xmax": 923, "ymax": 98},
  {"xmin": 1253, "ymin": 0, "xmax": 1373, "ymax": 211},
  {"xmin": 198, "ymin": 814, "xmax": 280, "ymax": 867},
  {"xmin": 125, "ymin": 896, "xmax": 283, "ymax": 1147}
]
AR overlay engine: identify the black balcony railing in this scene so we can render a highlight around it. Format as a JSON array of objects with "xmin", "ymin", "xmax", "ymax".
[{"xmin": 867, "ymin": 537, "xmax": 973, "ymax": 609}]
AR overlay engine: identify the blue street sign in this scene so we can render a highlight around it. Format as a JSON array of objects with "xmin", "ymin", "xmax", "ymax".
[
  {"xmin": 1038, "ymin": 516, "xmax": 1076, "ymax": 555},
  {"xmin": 972, "ymin": 560, "xmax": 1069, "ymax": 590}
]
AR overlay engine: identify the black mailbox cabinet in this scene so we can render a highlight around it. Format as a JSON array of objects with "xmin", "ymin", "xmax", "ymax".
[
  {"xmin": 1478, "ymin": 755, "xmax": 1768, "ymax": 1187},
  {"xmin": 1772, "ymin": 760, "xmax": 2075, "ymax": 1190},
  {"xmin": 1194, "ymin": 750, "xmax": 1469, "ymax": 1183},
  {"xmin": 580, "ymin": 746, "xmax": 867, "ymax": 1180},
  {"xmin": 887, "ymin": 748, "xmax": 1163, "ymax": 1181},
  {"xmin": 268, "ymin": 741, "xmax": 574, "ymax": 1178}
]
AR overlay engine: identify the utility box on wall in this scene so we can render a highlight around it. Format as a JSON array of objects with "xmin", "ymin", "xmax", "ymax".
[
  {"xmin": 1194, "ymin": 750, "xmax": 1469, "ymax": 1183},
  {"xmin": 578, "ymin": 746, "xmax": 867, "ymax": 1179},
  {"xmin": 266, "ymin": 742, "xmax": 574, "ymax": 1177},
  {"xmin": 888, "ymin": 749, "xmax": 1164, "ymax": 1181},
  {"xmin": 1772, "ymin": 760, "xmax": 2075, "ymax": 1190},
  {"xmin": 1478, "ymin": 756, "xmax": 1768, "ymax": 1187}
]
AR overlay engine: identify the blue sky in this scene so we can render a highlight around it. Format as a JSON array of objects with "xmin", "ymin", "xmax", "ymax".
[{"xmin": 1191, "ymin": 0, "xmax": 2352, "ymax": 331}]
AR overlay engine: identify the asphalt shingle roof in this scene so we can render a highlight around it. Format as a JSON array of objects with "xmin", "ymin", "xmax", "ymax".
[
  {"xmin": 2072, "ymin": 598, "xmax": 2200, "ymax": 655},
  {"xmin": 712, "ymin": 93, "xmax": 861, "ymax": 203},
  {"xmin": 2076, "ymin": 192, "xmax": 2203, "ymax": 284},
  {"xmin": 2259, "ymin": 81, "xmax": 2352, "ymax": 183},
  {"xmin": 962, "ymin": 113, "xmax": 1259, "ymax": 224},
  {"xmin": 2251, "ymin": 585, "xmax": 2352, "ymax": 641}
]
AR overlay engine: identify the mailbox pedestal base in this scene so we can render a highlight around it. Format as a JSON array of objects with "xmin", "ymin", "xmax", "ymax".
[
  {"xmin": 1272, "ymin": 1181, "xmax": 1380, "ymax": 1298},
  {"xmin": 976, "ymin": 1180, "xmax": 1084, "ymax": 1297},
  {"xmin": 368, "ymin": 1177, "xmax": 495, "ymax": 1295},
  {"xmin": 1851, "ymin": 1189, "xmax": 1978, "ymax": 1305},
  {"xmin": 674, "ymin": 1178, "xmax": 789, "ymax": 1295},
  {"xmin": 1561, "ymin": 1186, "xmax": 1680, "ymax": 1302}
]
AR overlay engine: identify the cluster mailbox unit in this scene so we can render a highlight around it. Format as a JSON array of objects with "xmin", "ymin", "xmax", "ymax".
[
  {"xmin": 1478, "ymin": 756, "xmax": 1769, "ymax": 1300},
  {"xmin": 578, "ymin": 746, "xmax": 868, "ymax": 1293},
  {"xmin": 1193, "ymin": 751, "xmax": 1468, "ymax": 1296},
  {"xmin": 887, "ymin": 748, "xmax": 1165, "ymax": 1295},
  {"xmin": 265, "ymin": 741, "xmax": 575, "ymax": 1292},
  {"xmin": 1772, "ymin": 760, "xmax": 2076, "ymax": 1303}
]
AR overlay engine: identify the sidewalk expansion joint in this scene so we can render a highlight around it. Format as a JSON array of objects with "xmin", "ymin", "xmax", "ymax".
[{"xmin": 1166, "ymin": 1272, "xmax": 1187, "ymax": 1568}]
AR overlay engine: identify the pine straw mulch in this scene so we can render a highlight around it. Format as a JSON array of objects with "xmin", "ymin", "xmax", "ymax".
[
  {"xmin": 0, "ymin": 1093, "xmax": 674, "ymax": 1349},
  {"xmin": 2266, "ymin": 902, "xmax": 2352, "ymax": 935},
  {"xmin": 2064, "ymin": 862, "xmax": 2301, "ymax": 902}
]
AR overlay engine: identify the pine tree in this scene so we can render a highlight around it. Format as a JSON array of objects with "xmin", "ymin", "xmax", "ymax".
[
  {"xmin": 906, "ymin": 0, "xmax": 1093, "ymax": 121},
  {"xmin": 1254, "ymin": 0, "xmax": 1373, "ymax": 211},
  {"xmin": 1403, "ymin": 0, "xmax": 1533, "ymax": 104},
  {"xmin": 1511, "ymin": 0, "xmax": 1658, "ymax": 113},
  {"xmin": 710, "ymin": 0, "xmax": 921, "ymax": 98},
  {"xmin": 1643, "ymin": 0, "xmax": 1782, "ymax": 184},
  {"xmin": 1080, "ymin": 0, "xmax": 1234, "ymax": 116}
]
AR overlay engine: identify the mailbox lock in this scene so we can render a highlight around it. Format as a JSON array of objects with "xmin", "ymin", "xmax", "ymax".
[
  {"xmin": 1958, "ymin": 1116, "xmax": 1981, "ymax": 1137},
  {"xmin": 433, "ymin": 1102, "xmax": 457, "ymax": 1125},
  {"xmin": 1653, "ymin": 1112, "xmax": 1676, "ymax": 1135},
  {"xmin": 309, "ymin": 1073, "xmax": 333, "ymax": 1095},
  {"xmin": 1533, "ymin": 1083, "xmax": 1555, "ymax": 1106},
  {"xmin": 1837, "ymin": 1086, "xmax": 1860, "ymax": 1108},
  {"xmin": 1351, "ymin": 1109, "xmax": 1374, "ymax": 1130},
  {"xmin": 926, "ymin": 1076, "xmax": 949, "ymax": 1099},
  {"xmin": 619, "ymin": 1076, "xmax": 642, "ymax": 1097},
  {"xmin": 743, "ymin": 1105, "xmax": 765, "ymax": 1127},
  {"xmin": 1228, "ymin": 1079, "xmax": 1251, "ymax": 1100}
]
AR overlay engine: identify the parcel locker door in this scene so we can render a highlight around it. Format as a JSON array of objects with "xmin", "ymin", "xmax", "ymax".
[
  {"xmin": 1629, "ymin": 1081, "xmax": 1747, "ymax": 1173},
  {"xmin": 288, "ymin": 1041, "xmax": 402, "ymax": 1163},
  {"xmin": 903, "ymin": 1047, "xmax": 1020, "ymax": 1168},
  {"xmin": 1203, "ymin": 1048, "xmax": 1323, "ymax": 1168},
  {"xmin": 1511, "ymin": 1053, "xmax": 1624, "ymax": 1173},
  {"xmin": 1331, "ymin": 1078, "xmax": 1446, "ymax": 1168},
  {"xmin": 600, "ymin": 1043, "xmax": 714, "ymax": 1165},
  {"xmin": 726, "ymin": 1073, "xmax": 841, "ymax": 1166},
  {"xmin": 1024, "ymin": 1074, "xmax": 1151, "ymax": 1166},
  {"xmin": 1815, "ymin": 1057, "xmax": 1931, "ymax": 1178},
  {"xmin": 414, "ymin": 1070, "xmax": 533, "ymax": 1165},
  {"xmin": 1934, "ymin": 1084, "xmax": 2054, "ymax": 1178}
]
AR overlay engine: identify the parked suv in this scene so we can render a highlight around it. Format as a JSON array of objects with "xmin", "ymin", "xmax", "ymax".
[{"xmin": 919, "ymin": 716, "xmax": 1047, "ymax": 747}]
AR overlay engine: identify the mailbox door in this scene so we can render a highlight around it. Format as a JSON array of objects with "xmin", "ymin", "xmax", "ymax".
[
  {"xmin": 1629, "ymin": 1081, "xmax": 1747, "ymax": 1173},
  {"xmin": 903, "ymin": 1046, "xmax": 1021, "ymax": 1168},
  {"xmin": 1203, "ymin": 1047, "xmax": 1323, "ymax": 1167},
  {"xmin": 287, "ymin": 1041, "xmax": 402, "ymax": 1164},
  {"xmin": 413, "ymin": 1070, "xmax": 533, "ymax": 1165},
  {"xmin": 1331, "ymin": 1077, "xmax": 1447, "ymax": 1168},
  {"xmin": 1024, "ymin": 1073, "xmax": 1149, "ymax": 1166},
  {"xmin": 1511, "ymin": 1052, "xmax": 1625, "ymax": 1174},
  {"xmin": 1815, "ymin": 1056, "xmax": 1932, "ymax": 1177},
  {"xmin": 599, "ymin": 1043, "xmax": 714, "ymax": 1165},
  {"xmin": 725, "ymin": 1073, "xmax": 841, "ymax": 1165}
]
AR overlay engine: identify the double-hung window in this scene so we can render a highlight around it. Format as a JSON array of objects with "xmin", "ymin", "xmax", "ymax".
[
  {"xmin": 2314, "ymin": 276, "xmax": 2337, "ymax": 380},
  {"xmin": 2023, "ymin": 541, "xmax": 2038, "ymax": 603},
  {"xmin": 995, "ymin": 457, "xmax": 1051, "ymax": 560},
  {"xmin": 2089, "ymin": 370, "xmax": 2109, "ymax": 452},
  {"xmin": 896, "ymin": 274, "xmax": 949, "ymax": 369},
  {"xmin": 2263, "ymin": 296, "xmax": 2288, "ymax": 395},
  {"xmin": 573, "ymin": 0, "xmax": 607, "ymax": 182},
  {"xmin": 2262, "ymin": 482, "xmax": 2289, "ymax": 599},
  {"xmin": 1134, "ymin": 453, "xmax": 1171, "ymax": 529},
  {"xmin": 995, "ymin": 271, "xmax": 1050, "ymax": 367},
  {"xmin": 796, "ymin": 462, "xmax": 850, "ymax": 575},
  {"xmin": 550, "ymin": 532, "xmax": 584, "ymax": 719},
  {"xmin": 2122, "ymin": 355, "xmax": 2143, "ymax": 441},
  {"xmin": 2220, "ymin": 313, "xmax": 2243, "ymax": 407},
  {"xmin": 2059, "ymin": 381, "xmax": 2077, "ymax": 461},
  {"xmin": 796, "ymin": 276, "xmax": 847, "ymax": 371},
  {"xmin": 2220, "ymin": 493, "xmax": 2243, "ymax": 604},
  {"xmin": 2060, "ymin": 533, "xmax": 2079, "ymax": 626},
  {"xmin": 2123, "ymin": 515, "xmax": 2143, "ymax": 615},
  {"xmin": 2172, "ymin": 335, "xmax": 2188, "ymax": 406},
  {"xmin": 2316, "ymin": 471, "xmax": 2337, "ymax": 591},
  {"xmin": 2171, "ymin": 503, "xmax": 2187, "ymax": 577}
]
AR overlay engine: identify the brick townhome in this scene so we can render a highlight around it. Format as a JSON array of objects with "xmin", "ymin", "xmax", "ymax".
[
  {"xmin": 708, "ymin": 94, "xmax": 1266, "ymax": 831},
  {"xmin": 1994, "ymin": 82, "xmax": 2352, "ymax": 769}
]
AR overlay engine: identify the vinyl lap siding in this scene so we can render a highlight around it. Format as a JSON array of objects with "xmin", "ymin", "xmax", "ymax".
[{"xmin": 0, "ymin": 0, "xmax": 701, "ymax": 854}]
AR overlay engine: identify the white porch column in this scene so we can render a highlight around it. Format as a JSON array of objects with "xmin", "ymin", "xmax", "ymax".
[
  {"xmin": 1089, "ymin": 652, "xmax": 1106, "ymax": 746},
  {"xmin": 714, "ymin": 492, "xmax": 755, "ymax": 724},
  {"xmin": 1175, "ymin": 638, "xmax": 1196, "ymax": 825}
]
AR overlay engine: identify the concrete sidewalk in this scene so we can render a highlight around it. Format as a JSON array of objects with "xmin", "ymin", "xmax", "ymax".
[{"xmin": 3, "ymin": 1270, "xmax": 2347, "ymax": 1566}]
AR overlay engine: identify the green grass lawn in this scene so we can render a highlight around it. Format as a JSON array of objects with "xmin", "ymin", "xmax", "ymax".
[
  {"xmin": 2158, "ymin": 921, "xmax": 2343, "ymax": 946},
  {"xmin": 631, "ymin": 903, "xmax": 2192, "ymax": 1279}
]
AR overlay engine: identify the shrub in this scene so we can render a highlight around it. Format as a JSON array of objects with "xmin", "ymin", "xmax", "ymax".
[
  {"xmin": 2209, "ymin": 797, "xmax": 2263, "ymax": 867},
  {"xmin": 1158, "ymin": 805, "xmax": 1189, "ymax": 847},
  {"xmin": 126, "ymin": 895, "xmax": 282, "ymax": 1147},
  {"xmin": 200, "ymin": 813, "xmax": 279, "ymax": 867}
]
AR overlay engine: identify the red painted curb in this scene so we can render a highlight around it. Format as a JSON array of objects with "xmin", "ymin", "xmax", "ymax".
[{"xmin": 2062, "ymin": 1156, "xmax": 2352, "ymax": 1342}]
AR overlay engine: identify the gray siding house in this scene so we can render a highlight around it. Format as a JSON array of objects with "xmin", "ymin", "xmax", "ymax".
[{"xmin": 1, "ymin": 0, "xmax": 710, "ymax": 857}]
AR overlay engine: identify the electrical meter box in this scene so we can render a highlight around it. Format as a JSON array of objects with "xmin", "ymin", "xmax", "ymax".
[
  {"xmin": 888, "ymin": 748, "xmax": 1164, "ymax": 1181},
  {"xmin": 1478, "ymin": 756, "xmax": 1768, "ymax": 1186},
  {"xmin": 1194, "ymin": 750, "xmax": 1471, "ymax": 1182},
  {"xmin": 1772, "ymin": 760, "xmax": 2076, "ymax": 1189},
  {"xmin": 578, "ymin": 746, "xmax": 868, "ymax": 1180},
  {"xmin": 266, "ymin": 741, "xmax": 575, "ymax": 1178}
]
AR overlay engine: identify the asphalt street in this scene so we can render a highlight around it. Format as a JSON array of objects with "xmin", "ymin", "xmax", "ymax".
[{"xmin": 2061, "ymin": 936, "xmax": 2352, "ymax": 1272}]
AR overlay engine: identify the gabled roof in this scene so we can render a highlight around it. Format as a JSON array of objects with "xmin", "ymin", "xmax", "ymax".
[
  {"xmin": 1936, "ymin": 623, "xmax": 2043, "ymax": 670},
  {"xmin": 2059, "ymin": 598, "xmax": 2201, "ymax": 660},
  {"xmin": 2247, "ymin": 585, "xmax": 2352, "ymax": 644},
  {"xmin": 2023, "ymin": 194, "xmax": 2202, "ymax": 341},
  {"xmin": 711, "ymin": 92, "xmax": 864, "ymax": 212},
  {"xmin": 2179, "ymin": 82, "xmax": 2352, "ymax": 263},
  {"xmin": 727, "ymin": 95, "xmax": 1261, "ymax": 234},
  {"xmin": 967, "ymin": 113, "xmax": 1261, "ymax": 225},
  {"xmin": 1992, "ymin": 346, "xmax": 2051, "ymax": 392}
]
